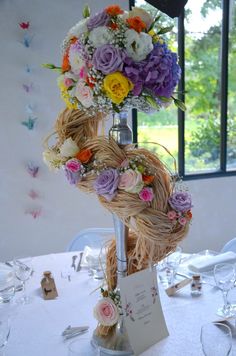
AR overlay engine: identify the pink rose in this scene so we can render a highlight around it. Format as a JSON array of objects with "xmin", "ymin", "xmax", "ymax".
[
  {"xmin": 167, "ymin": 210, "xmax": 177, "ymax": 220},
  {"xmin": 65, "ymin": 158, "xmax": 81, "ymax": 173},
  {"xmin": 139, "ymin": 187, "xmax": 154, "ymax": 202},
  {"xmin": 75, "ymin": 80, "xmax": 94, "ymax": 108},
  {"xmin": 64, "ymin": 77, "xmax": 73, "ymax": 88},
  {"xmin": 118, "ymin": 169, "xmax": 143, "ymax": 193},
  {"xmin": 93, "ymin": 297, "xmax": 119, "ymax": 326},
  {"xmin": 178, "ymin": 217, "xmax": 187, "ymax": 226}
]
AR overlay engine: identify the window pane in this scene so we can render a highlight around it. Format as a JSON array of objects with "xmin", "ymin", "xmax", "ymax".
[
  {"xmin": 136, "ymin": 0, "xmax": 178, "ymax": 173},
  {"xmin": 227, "ymin": 0, "xmax": 236, "ymax": 171},
  {"xmin": 185, "ymin": 0, "xmax": 222, "ymax": 174}
]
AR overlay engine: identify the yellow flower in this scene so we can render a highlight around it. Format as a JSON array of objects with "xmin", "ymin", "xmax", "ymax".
[
  {"xmin": 61, "ymin": 89, "xmax": 77, "ymax": 109},
  {"xmin": 103, "ymin": 72, "xmax": 134, "ymax": 105},
  {"xmin": 148, "ymin": 29, "xmax": 155, "ymax": 36}
]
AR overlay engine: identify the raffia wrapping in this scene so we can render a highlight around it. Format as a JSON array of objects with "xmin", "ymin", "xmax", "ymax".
[{"xmin": 47, "ymin": 108, "xmax": 189, "ymax": 292}]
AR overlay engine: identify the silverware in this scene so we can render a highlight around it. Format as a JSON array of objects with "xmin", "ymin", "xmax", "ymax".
[
  {"xmin": 71, "ymin": 255, "xmax": 77, "ymax": 271},
  {"xmin": 62, "ymin": 325, "xmax": 89, "ymax": 340},
  {"xmin": 76, "ymin": 252, "xmax": 83, "ymax": 272}
]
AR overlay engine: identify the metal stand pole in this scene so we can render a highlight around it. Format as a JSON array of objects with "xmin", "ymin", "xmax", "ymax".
[{"xmin": 91, "ymin": 112, "xmax": 133, "ymax": 355}]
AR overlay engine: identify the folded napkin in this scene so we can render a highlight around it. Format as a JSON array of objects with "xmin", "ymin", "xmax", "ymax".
[
  {"xmin": 81, "ymin": 246, "xmax": 106, "ymax": 268},
  {"xmin": 188, "ymin": 251, "xmax": 236, "ymax": 273}
]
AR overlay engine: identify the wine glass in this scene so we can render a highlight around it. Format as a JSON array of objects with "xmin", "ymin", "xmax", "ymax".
[
  {"xmin": 165, "ymin": 246, "xmax": 182, "ymax": 285},
  {"xmin": 0, "ymin": 318, "xmax": 10, "ymax": 356},
  {"xmin": 200, "ymin": 322, "xmax": 232, "ymax": 356},
  {"xmin": 214, "ymin": 263, "xmax": 235, "ymax": 317},
  {"xmin": 13, "ymin": 257, "xmax": 33, "ymax": 304}
]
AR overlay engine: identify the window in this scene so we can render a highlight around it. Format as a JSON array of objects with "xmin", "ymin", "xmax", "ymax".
[{"xmin": 131, "ymin": 0, "xmax": 236, "ymax": 179}]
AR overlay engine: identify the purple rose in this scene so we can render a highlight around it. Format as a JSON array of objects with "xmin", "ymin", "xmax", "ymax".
[
  {"xmin": 168, "ymin": 192, "xmax": 192, "ymax": 212},
  {"xmin": 64, "ymin": 167, "xmax": 81, "ymax": 185},
  {"xmin": 87, "ymin": 11, "xmax": 110, "ymax": 31},
  {"xmin": 94, "ymin": 168, "xmax": 120, "ymax": 201},
  {"xmin": 92, "ymin": 45, "xmax": 126, "ymax": 74}
]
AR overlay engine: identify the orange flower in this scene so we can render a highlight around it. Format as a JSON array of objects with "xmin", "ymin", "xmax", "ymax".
[
  {"xmin": 76, "ymin": 149, "xmax": 93, "ymax": 163},
  {"xmin": 61, "ymin": 37, "xmax": 77, "ymax": 73},
  {"xmin": 142, "ymin": 175, "xmax": 155, "ymax": 185},
  {"xmin": 108, "ymin": 22, "xmax": 119, "ymax": 30},
  {"xmin": 105, "ymin": 5, "xmax": 124, "ymax": 16},
  {"xmin": 126, "ymin": 16, "xmax": 146, "ymax": 33},
  {"xmin": 186, "ymin": 210, "xmax": 192, "ymax": 219}
]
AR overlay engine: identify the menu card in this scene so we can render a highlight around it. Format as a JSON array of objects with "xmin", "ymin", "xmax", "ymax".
[{"xmin": 119, "ymin": 268, "xmax": 169, "ymax": 355}]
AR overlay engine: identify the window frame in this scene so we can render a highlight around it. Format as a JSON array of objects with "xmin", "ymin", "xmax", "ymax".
[{"xmin": 131, "ymin": 0, "xmax": 236, "ymax": 180}]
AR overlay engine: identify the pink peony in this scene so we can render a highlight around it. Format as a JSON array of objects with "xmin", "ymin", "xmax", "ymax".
[
  {"xmin": 167, "ymin": 210, "xmax": 177, "ymax": 220},
  {"xmin": 139, "ymin": 187, "xmax": 154, "ymax": 202},
  {"xmin": 178, "ymin": 217, "xmax": 187, "ymax": 226},
  {"xmin": 93, "ymin": 297, "xmax": 119, "ymax": 326},
  {"xmin": 118, "ymin": 169, "xmax": 143, "ymax": 193},
  {"xmin": 65, "ymin": 158, "xmax": 81, "ymax": 173},
  {"xmin": 75, "ymin": 80, "xmax": 94, "ymax": 108}
]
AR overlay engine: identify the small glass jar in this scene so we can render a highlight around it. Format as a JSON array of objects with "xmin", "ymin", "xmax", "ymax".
[{"xmin": 191, "ymin": 274, "xmax": 202, "ymax": 296}]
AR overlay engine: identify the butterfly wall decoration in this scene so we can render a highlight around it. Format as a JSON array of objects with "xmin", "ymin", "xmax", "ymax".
[{"xmin": 21, "ymin": 117, "xmax": 37, "ymax": 130}]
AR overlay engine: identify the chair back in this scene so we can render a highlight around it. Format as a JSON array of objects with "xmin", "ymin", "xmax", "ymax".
[
  {"xmin": 221, "ymin": 238, "xmax": 236, "ymax": 253},
  {"xmin": 67, "ymin": 228, "xmax": 115, "ymax": 252}
]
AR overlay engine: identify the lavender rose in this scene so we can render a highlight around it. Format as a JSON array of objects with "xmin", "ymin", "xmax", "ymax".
[
  {"xmin": 92, "ymin": 45, "xmax": 126, "ymax": 74},
  {"xmin": 87, "ymin": 11, "xmax": 110, "ymax": 31},
  {"xmin": 168, "ymin": 192, "xmax": 192, "ymax": 212},
  {"xmin": 94, "ymin": 168, "xmax": 119, "ymax": 201},
  {"xmin": 64, "ymin": 166, "xmax": 82, "ymax": 185}
]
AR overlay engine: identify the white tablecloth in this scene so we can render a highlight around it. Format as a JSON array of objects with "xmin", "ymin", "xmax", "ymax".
[{"xmin": 3, "ymin": 252, "xmax": 236, "ymax": 356}]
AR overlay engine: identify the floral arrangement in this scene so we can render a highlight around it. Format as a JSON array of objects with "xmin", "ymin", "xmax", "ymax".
[
  {"xmin": 44, "ymin": 4, "xmax": 184, "ymax": 114},
  {"xmin": 93, "ymin": 288, "xmax": 120, "ymax": 328}
]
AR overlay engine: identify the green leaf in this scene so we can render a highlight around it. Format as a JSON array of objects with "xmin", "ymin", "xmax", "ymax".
[
  {"xmin": 42, "ymin": 63, "xmax": 62, "ymax": 72},
  {"xmin": 145, "ymin": 95, "xmax": 160, "ymax": 110},
  {"xmin": 83, "ymin": 5, "xmax": 90, "ymax": 18},
  {"xmin": 173, "ymin": 97, "xmax": 186, "ymax": 111},
  {"xmin": 148, "ymin": 14, "xmax": 161, "ymax": 31},
  {"xmin": 158, "ymin": 96, "xmax": 173, "ymax": 103},
  {"xmin": 157, "ymin": 25, "xmax": 174, "ymax": 35}
]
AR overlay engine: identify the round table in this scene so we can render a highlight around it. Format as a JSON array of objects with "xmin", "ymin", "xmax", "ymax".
[{"xmin": 3, "ymin": 252, "xmax": 236, "ymax": 356}]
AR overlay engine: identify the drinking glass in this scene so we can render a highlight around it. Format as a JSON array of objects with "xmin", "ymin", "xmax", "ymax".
[
  {"xmin": 13, "ymin": 257, "xmax": 33, "ymax": 304},
  {"xmin": 0, "ymin": 318, "xmax": 10, "ymax": 356},
  {"xmin": 0, "ymin": 269, "xmax": 15, "ymax": 304},
  {"xmin": 214, "ymin": 263, "xmax": 235, "ymax": 317},
  {"xmin": 165, "ymin": 246, "xmax": 182, "ymax": 285},
  {"xmin": 68, "ymin": 338, "xmax": 100, "ymax": 355},
  {"xmin": 200, "ymin": 322, "xmax": 232, "ymax": 356}
]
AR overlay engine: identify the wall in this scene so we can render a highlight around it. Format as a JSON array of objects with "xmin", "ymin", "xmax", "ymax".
[{"xmin": 0, "ymin": 0, "xmax": 235, "ymax": 261}]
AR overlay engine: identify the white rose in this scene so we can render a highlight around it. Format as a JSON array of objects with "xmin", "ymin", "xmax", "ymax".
[
  {"xmin": 129, "ymin": 7, "xmax": 153, "ymax": 30},
  {"xmin": 69, "ymin": 46, "xmax": 85, "ymax": 75},
  {"xmin": 89, "ymin": 26, "xmax": 113, "ymax": 48},
  {"xmin": 68, "ymin": 19, "xmax": 88, "ymax": 38},
  {"xmin": 75, "ymin": 80, "xmax": 94, "ymax": 108},
  {"xmin": 125, "ymin": 29, "xmax": 153, "ymax": 62},
  {"xmin": 59, "ymin": 138, "xmax": 79, "ymax": 158}
]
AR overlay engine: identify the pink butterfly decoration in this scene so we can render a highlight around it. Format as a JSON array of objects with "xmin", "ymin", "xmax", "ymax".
[
  {"xmin": 22, "ymin": 83, "xmax": 33, "ymax": 93},
  {"xmin": 28, "ymin": 190, "xmax": 39, "ymax": 200},
  {"xmin": 25, "ymin": 208, "xmax": 42, "ymax": 219}
]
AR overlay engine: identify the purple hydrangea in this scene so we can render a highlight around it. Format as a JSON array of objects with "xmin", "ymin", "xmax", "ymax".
[
  {"xmin": 94, "ymin": 168, "xmax": 120, "ymax": 201},
  {"xmin": 168, "ymin": 192, "xmax": 192, "ymax": 212},
  {"xmin": 92, "ymin": 45, "xmax": 126, "ymax": 74},
  {"xmin": 87, "ymin": 11, "xmax": 110, "ymax": 31},
  {"xmin": 123, "ymin": 42, "xmax": 181, "ymax": 98}
]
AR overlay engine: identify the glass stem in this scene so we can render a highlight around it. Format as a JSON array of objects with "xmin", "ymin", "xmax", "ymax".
[
  {"xmin": 22, "ymin": 281, "xmax": 26, "ymax": 300},
  {"xmin": 222, "ymin": 290, "xmax": 229, "ymax": 314}
]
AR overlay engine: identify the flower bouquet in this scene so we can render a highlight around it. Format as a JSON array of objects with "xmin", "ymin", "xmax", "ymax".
[{"xmin": 44, "ymin": 4, "xmax": 185, "ymax": 114}]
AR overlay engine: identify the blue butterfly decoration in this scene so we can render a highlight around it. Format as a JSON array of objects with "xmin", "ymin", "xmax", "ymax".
[
  {"xmin": 22, "ymin": 33, "xmax": 34, "ymax": 48},
  {"xmin": 25, "ymin": 65, "xmax": 31, "ymax": 74},
  {"xmin": 21, "ymin": 117, "xmax": 37, "ymax": 130},
  {"xmin": 26, "ymin": 104, "xmax": 36, "ymax": 115}
]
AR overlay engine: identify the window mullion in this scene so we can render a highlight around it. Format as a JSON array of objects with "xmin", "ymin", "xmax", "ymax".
[
  {"xmin": 177, "ymin": 10, "xmax": 185, "ymax": 177},
  {"xmin": 220, "ymin": 0, "xmax": 230, "ymax": 172}
]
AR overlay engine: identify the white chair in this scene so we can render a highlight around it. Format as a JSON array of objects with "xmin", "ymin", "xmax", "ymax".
[
  {"xmin": 66, "ymin": 227, "xmax": 115, "ymax": 252},
  {"xmin": 221, "ymin": 238, "xmax": 236, "ymax": 253}
]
